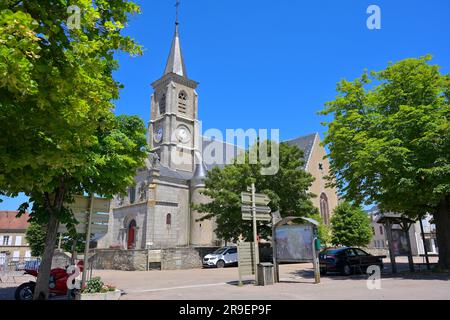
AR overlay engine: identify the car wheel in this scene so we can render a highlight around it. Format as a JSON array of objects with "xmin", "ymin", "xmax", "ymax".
[
  {"xmin": 341, "ymin": 264, "xmax": 352, "ymax": 276},
  {"xmin": 216, "ymin": 260, "xmax": 225, "ymax": 268},
  {"xmin": 15, "ymin": 282, "xmax": 35, "ymax": 300}
]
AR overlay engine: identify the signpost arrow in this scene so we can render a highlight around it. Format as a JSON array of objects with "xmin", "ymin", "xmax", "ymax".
[{"xmin": 241, "ymin": 192, "xmax": 271, "ymax": 206}]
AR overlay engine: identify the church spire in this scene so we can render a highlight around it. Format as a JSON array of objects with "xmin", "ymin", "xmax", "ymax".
[{"xmin": 164, "ymin": 0, "xmax": 187, "ymax": 77}]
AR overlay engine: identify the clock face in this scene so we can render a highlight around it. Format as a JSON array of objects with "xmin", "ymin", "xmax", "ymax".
[
  {"xmin": 153, "ymin": 126, "xmax": 163, "ymax": 143},
  {"xmin": 175, "ymin": 126, "xmax": 191, "ymax": 143}
]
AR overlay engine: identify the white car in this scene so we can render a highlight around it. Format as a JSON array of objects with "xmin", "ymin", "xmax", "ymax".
[{"xmin": 203, "ymin": 246, "xmax": 238, "ymax": 268}]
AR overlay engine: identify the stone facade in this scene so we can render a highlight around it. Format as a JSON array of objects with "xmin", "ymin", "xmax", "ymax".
[{"xmin": 91, "ymin": 247, "xmax": 219, "ymax": 271}]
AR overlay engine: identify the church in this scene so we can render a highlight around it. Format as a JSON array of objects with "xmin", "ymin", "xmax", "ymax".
[{"xmin": 98, "ymin": 16, "xmax": 338, "ymax": 251}]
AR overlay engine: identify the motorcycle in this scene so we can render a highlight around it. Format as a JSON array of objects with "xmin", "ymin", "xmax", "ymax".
[{"xmin": 15, "ymin": 260, "xmax": 84, "ymax": 300}]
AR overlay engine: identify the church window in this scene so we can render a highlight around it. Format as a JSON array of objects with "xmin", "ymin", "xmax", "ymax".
[
  {"xmin": 159, "ymin": 94, "xmax": 166, "ymax": 115},
  {"xmin": 178, "ymin": 91, "xmax": 187, "ymax": 114},
  {"xmin": 129, "ymin": 186, "xmax": 136, "ymax": 204},
  {"xmin": 166, "ymin": 213, "xmax": 172, "ymax": 226},
  {"xmin": 379, "ymin": 226, "xmax": 384, "ymax": 235},
  {"xmin": 319, "ymin": 193, "xmax": 330, "ymax": 225}
]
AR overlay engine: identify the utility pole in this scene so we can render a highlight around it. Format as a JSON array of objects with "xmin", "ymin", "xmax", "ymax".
[
  {"xmin": 419, "ymin": 217, "xmax": 430, "ymax": 270},
  {"xmin": 251, "ymin": 183, "xmax": 259, "ymax": 284}
]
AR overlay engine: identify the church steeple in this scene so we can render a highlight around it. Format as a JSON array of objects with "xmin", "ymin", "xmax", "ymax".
[{"xmin": 164, "ymin": 1, "xmax": 187, "ymax": 78}]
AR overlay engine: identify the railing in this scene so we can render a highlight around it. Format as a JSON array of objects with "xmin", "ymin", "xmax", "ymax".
[{"xmin": 0, "ymin": 257, "xmax": 41, "ymax": 273}]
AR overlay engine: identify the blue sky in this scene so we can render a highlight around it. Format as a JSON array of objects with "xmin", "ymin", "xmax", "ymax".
[{"xmin": 1, "ymin": 0, "xmax": 449, "ymax": 210}]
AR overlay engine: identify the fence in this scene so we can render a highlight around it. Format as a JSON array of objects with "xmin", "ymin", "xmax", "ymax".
[{"xmin": 0, "ymin": 257, "xmax": 41, "ymax": 284}]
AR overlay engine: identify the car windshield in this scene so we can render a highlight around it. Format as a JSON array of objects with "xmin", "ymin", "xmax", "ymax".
[
  {"xmin": 323, "ymin": 248, "xmax": 344, "ymax": 254},
  {"xmin": 213, "ymin": 248, "xmax": 228, "ymax": 254}
]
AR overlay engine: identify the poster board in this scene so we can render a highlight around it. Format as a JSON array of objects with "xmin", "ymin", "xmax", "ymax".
[{"xmin": 275, "ymin": 224, "xmax": 314, "ymax": 262}]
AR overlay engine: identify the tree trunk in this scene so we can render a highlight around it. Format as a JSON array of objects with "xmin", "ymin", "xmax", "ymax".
[
  {"xmin": 435, "ymin": 196, "xmax": 450, "ymax": 270},
  {"xmin": 33, "ymin": 209, "xmax": 59, "ymax": 299}
]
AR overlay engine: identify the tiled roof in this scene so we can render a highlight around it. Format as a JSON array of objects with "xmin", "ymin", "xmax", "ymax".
[{"xmin": 0, "ymin": 211, "xmax": 30, "ymax": 231}]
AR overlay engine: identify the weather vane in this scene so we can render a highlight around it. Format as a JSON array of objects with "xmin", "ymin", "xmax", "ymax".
[{"xmin": 175, "ymin": 0, "xmax": 180, "ymax": 25}]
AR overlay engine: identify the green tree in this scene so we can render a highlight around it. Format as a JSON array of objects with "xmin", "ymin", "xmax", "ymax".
[
  {"xmin": 194, "ymin": 141, "xmax": 318, "ymax": 242},
  {"xmin": 0, "ymin": 1, "xmax": 147, "ymax": 299},
  {"xmin": 25, "ymin": 221, "xmax": 86, "ymax": 257},
  {"xmin": 310, "ymin": 213, "xmax": 332, "ymax": 246},
  {"xmin": 320, "ymin": 56, "xmax": 450, "ymax": 268},
  {"xmin": 26, "ymin": 221, "xmax": 47, "ymax": 257},
  {"xmin": 330, "ymin": 202, "xmax": 372, "ymax": 247}
]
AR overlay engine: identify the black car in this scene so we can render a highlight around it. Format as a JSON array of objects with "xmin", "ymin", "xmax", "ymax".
[{"xmin": 319, "ymin": 247, "xmax": 385, "ymax": 276}]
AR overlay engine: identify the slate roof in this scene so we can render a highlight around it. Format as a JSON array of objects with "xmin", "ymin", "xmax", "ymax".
[
  {"xmin": 157, "ymin": 133, "xmax": 319, "ymax": 181},
  {"xmin": 284, "ymin": 133, "xmax": 318, "ymax": 169}
]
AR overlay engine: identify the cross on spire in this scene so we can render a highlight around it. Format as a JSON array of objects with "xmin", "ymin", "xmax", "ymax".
[{"xmin": 175, "ymin": 0, "xmax": 180, "ymax": 25}]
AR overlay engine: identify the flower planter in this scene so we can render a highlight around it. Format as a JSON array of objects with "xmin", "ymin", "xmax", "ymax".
[{"xmin": 77, "ymin": 289, "xmax": 122, "ymax": 300}]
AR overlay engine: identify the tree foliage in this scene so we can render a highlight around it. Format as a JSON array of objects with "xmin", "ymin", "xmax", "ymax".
[
  {"xmin": 25, "ymin": 221, "xmax": 86, "ymax": 257},
  {"xmin": 25, "ymin": 221, "xmax": 47, "ymax": 257},
  {"xmin": 0, "ymin": 0, "xmax": 147, "ymax": 298},
  {"xmin": 194, "ymin": 141, "xmax": 318, "ymax": 242},
  {"xmin": 330, "ymin": 202, "xmax": 373, "ymax": 247},
  {"xmin": 320, "ymin": 55, "xmax": 450, "ymax": 268}
]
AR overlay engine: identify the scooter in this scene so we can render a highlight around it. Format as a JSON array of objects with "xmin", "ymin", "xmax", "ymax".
[{"xmin": 15, "ymin": 260, "xmax": 84, "ymax": 300}]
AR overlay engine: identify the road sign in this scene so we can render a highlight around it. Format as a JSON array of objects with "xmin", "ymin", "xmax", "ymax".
[
  {"xmin": 241, "ymin": 212, "xmax": 272, "ymax": 222},
  {"xmin": 241, "ymin": 205, "xmax": 271, "ymax": 214},
  {"xmin": 58, "ymin": 196, "xmax": 110, "ymax": 235},
  {"xmin": 241, "ymin": 192, "xmax": 270, "ymax": 206},
  {"xmin": 67, "ymin": 195, "xmax": 110, "ymax": 213},
  {"xmin": 241, "ymin": 205, "xmax": 271, "ymax": 221},
  {"xmin": 58, "ymin": 221, "xmax": 109, "ymax": 234}
]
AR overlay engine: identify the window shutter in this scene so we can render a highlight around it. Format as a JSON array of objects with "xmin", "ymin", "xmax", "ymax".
[
  {"xmin": 15, "ymin": 236, "xmax": 22, "ymax": 246},
  {"xmin": 8, "ymin": 236, "xmax": 13, "ymax": 246},
  {"xmin": 0, "ymin": 236, "xmax": 3, "ymax": 245}
]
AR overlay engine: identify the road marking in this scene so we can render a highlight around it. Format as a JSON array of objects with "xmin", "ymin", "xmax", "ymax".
[{"xmin": 126, "ymin": 282, "xmax": 228, "ymax": 294}]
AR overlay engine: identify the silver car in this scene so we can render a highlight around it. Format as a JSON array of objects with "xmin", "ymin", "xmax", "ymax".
[{"xmin": 203, "ymin": 246, "xmax": 238, "ymax": 268}]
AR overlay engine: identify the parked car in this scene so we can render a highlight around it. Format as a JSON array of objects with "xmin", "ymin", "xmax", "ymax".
[
  {"xmin": 319, "ymin": 247, "xmax": 385, "ymax": 276},
  {"xmin": 203, "ymin": 246, "xmax": 238, "ymax": 268}
]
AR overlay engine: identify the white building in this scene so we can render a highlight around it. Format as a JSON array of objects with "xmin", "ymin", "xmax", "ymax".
[{"xmin": 367, "ymin": 206, "xmax": 438, "ymax": 256}]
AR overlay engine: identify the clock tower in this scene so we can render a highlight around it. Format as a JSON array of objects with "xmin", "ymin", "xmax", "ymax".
[{"xmin": 149, "ymin": 20, "xmax": 199, "ymax": 172}]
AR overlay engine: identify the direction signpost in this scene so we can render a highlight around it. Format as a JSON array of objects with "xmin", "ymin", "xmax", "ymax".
[
  {"xmin": 241, "ymin": 184, "xmax": 271, "ymax": 285},
  {"xmin": 57, "ymin": 194, "xmax": 111, "ymax": 290}
]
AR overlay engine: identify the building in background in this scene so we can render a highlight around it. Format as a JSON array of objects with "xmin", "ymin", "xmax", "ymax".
[
  {"xmin": 367, "ymin": 206, "xmax": 438, "ymax": 256},
  {"xmin": 0, "ymin": 211, "xmax": 31, "ymax": 263}
]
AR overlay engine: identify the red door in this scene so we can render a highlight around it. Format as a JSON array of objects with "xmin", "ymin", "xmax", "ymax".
[{"xmin": 127, "ymin": 220, "xmax": 136, "ymax": 249}]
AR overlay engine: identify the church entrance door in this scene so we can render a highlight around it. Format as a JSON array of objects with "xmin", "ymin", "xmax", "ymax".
[{"xmin": 127, "ymin": 220, "xmax": 136, "ymax": 249}]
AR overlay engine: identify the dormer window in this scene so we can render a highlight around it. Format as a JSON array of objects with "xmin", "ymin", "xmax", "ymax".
[{"xmin": 178, "ymin": 91, "xmax": 187, "ymax": 114}]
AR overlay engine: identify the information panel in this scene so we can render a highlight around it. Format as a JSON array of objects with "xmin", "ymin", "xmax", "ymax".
[{"xmin": 275, "ymin": 224, "xmax": 314, "ymax": 262}]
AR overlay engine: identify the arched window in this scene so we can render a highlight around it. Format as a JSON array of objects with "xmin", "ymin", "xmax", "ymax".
[
  {"xmin": 129, "ymin": 186, "xmax": 136, "ymax": 204},
  {"xmin": 320, "ymin": 193, "xmax": 330, "ymax": 225},
  {"xmin": 178, "ymin": 91, "xmax": 187, "ymax": 114},
  {"xmin": 166, "ymin": 213, "xmax": 172, "ymax": 226},
  {"xmin": 159, "ymin": 94, "xmax": 166, "ymax": 115}
]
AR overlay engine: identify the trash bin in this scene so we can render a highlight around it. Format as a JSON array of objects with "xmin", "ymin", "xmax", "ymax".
[{"xmin": 257, "ymin": 262, "xmax": 274, "ymax": 286}]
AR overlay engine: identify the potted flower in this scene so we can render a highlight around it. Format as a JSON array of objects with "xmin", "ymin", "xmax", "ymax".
[{"xmin": 77, "ymin": 277, "xmax": 122, "ymax": 300}]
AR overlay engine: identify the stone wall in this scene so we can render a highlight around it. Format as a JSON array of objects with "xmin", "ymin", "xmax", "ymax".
[
  {"xmin": 363, "ymin": 247, "xmax": 389, "ymax": 257},
  {"xmin": 91, "ymin": 246, "xmax": 219, "ymax": 271},
  {"xmin": 91, "ymin": 249, "xmax": 151, "ymax": 271}
]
